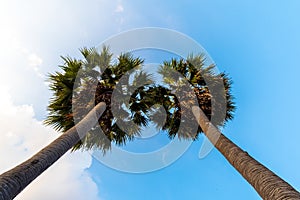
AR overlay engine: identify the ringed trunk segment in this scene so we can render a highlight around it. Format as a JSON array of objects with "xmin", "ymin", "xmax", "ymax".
[
  {"xmin": 0, "ymin": 102, "xmax": 106, "ymax": 200},
  {"xmin": 192, "ymin": 106, "xmax": 300, "ymax": 200}
]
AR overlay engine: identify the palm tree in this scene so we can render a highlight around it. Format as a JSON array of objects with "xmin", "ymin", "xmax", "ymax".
[
  {"xmin": 147, "ymin": 56, "xmax": 300, "ymax": 199},
  {"xmin": 0, "ymin": 47, "xmax": 153, "ymax": 200}
]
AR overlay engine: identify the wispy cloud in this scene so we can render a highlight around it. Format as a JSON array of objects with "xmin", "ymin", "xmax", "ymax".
[
  {"xmin": 114, "ymin": 4, "xmax": 124, "ymax": 13},
  {"xmin": 28, "ymin": 53, "xmax": 43, "ymax": 67},
  {"xmin": 115, "ymin": 4, "xmax": 124, "ymax": 13},
  {"xmin": 27, "ymin": 53, "xmax": 44, "ymax": 78}
]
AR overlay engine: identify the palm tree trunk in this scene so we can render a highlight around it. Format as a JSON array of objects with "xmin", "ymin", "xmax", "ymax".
[
  {"xmin": 0, "ymin": 102, "xmax": 106, "ymax": 200},
  {"xmin": 192, "ymin": 106, "xmax": 300, "ymax": 200}
]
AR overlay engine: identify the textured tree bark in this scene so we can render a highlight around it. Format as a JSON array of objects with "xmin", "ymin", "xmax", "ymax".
[
  {"xmin": 192, "ymin": 106, "xmax": 300, "ymax": 200},
  {"xmin": 0, "ymin": 102, "xmax": 106, "ymax": 200}
]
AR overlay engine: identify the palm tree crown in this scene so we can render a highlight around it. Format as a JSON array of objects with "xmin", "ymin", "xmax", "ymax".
[
  {"xmin": 45, "ymin": 47, "xmax": 235, "ymax": 151},
  {"xmin": 45, "ymin": 47, "xmax": 154, "ymax": 151},
  {"xmin": 151, "ymin": 55, "xmax": 235, "ymax": 139}
]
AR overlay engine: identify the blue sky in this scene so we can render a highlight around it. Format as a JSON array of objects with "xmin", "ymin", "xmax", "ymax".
[{"xmin": 0, "ymin": 1, "xmax": 300, "ymax": 199}]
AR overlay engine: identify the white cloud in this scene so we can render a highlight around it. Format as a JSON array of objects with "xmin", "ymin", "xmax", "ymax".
[
  {"xmin": 27, "ymin": 53, "xmax": 44, "ymax": 78},
  {"xmin": 0, "ymin": 87, "xmax": 101, "ymax": 200},
  {"xmin": 115, "ymin": 4, "xmax": 124, "ymax": 13},
  {"xmin": 28, "ymin": 53, "xmax": 43, "ymax": 67},
  {"xmin": 0, "ymin": 33, "xmax": 49, "ymax": 118}
]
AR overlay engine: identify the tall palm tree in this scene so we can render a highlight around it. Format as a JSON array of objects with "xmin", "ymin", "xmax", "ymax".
[
  {"xmin": 0, "ymin": 47, "xmax": 153, "ymax": 200},
  {"xmin": 147, "ymin": 56, "xmax": 300, "ymax": 199}
]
